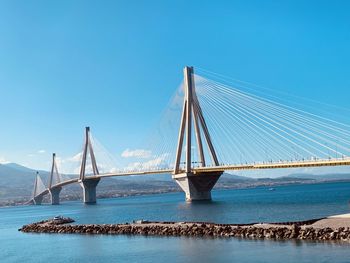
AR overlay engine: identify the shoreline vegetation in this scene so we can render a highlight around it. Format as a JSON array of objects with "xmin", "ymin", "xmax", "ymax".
[
  {"xmin": 19, "ymin": 214, "xmax": 350, "ymax": 242},
  {"xmin": 2, "ymin": 179, "xmax": 350, "ymax": 208}
]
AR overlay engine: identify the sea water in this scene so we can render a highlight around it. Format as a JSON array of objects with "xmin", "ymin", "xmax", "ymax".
[{"xmin": 1, "ymin": 182, "xmax": 350, "ymax": 262}]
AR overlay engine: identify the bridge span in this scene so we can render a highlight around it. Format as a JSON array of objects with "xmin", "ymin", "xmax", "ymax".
[
  {"xmin": 30, "ymin": 156, "xmax": 350, "ymax": 205},
  {"xmin": 29, "ymin": 66, "xmax": 350, "ymax": 205}
]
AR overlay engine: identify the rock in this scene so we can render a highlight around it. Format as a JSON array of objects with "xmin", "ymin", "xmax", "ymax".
[{"xmin": 18, "ymin": 218, "xmax": 350, "ymax": 242}]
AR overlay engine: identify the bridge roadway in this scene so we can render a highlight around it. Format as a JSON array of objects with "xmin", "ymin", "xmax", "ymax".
[{"xmin": 32, "ymin": 157, "xmax": 350, "ymax": 201}]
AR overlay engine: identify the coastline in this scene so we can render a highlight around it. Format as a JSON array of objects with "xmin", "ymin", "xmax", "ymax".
[
  {"xmin": 19, "ymin": 214, "xmax": 350, "ymax": 242},
  {"xmin": 2, "ymin": 179, "xmax": 350, "ymax": 208}
]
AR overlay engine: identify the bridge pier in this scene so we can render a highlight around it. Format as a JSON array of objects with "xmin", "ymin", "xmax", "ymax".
[
  {"xmin": 33, "ymin": 195, "xmax": 44, "ymax": 205},
  {"xmin": 49, "ymin": 186, "xmax": 62, "ymax": 205},
  {"xmin": 173, "ymin": 172, "xmax": 222, "ymax": 201},
  {"xmin": 80, "ymin": 178, "xmax": 100, "ymax": 204}
]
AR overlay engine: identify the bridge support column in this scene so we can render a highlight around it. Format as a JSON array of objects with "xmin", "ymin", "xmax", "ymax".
[
  {"xmin": 173, "ymin": 67, "xmax": 222, "ymax": 202},
  {"xmin": 49, "ymin": 186, "xmax": 62, "ymax": 205},
  {"xmin": 173, "ymin": 172, "xmax": 222, "ymax": 201},
  {"xmin": 33, "ymin": 195, "xmax": 44, "ymax": 205},
  {"xmin": 80, "ymin": 178, "xmax": 100, "ymax": 204}
]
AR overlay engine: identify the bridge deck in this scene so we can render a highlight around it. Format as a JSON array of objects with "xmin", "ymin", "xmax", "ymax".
[
  {"xmin": 32, "ymin": 157, "xmax": 350, "ymax": 201},
  {"xmin": 194, "ymin": 158, "xmax": 350, "ymax": 173}
]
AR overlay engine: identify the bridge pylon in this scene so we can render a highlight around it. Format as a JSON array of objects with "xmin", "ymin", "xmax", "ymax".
[
  {"xmin": 79, "ymin": 127, "xmax": 100, "ymax": 204},
  {"xmin": 172, "ymin": 66, "xmax": 222, "ymax": 201},
  {"xmin": 48, "ymin": 153, "xmax": 62, "ymax": 205},
  {"xmin": 33, "ymin": 172, "xmax": 44, "ymax": 205}
]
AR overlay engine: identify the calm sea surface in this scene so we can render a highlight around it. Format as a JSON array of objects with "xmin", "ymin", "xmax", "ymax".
[{"xmin": 2, "ymin": 182, "xmax": 350, "ymax": 262}]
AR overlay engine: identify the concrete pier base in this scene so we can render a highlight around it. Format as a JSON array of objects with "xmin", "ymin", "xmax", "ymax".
[
  {"xmin": 33, "ymin": 195, "xmax": 44, "ymax": 205},
  {"xmin": 172, "ymin": 172, "xmax": 222, "ymax": 201},
  {"xmin": 49, "ymin": 186, "xmax": 62, "ymax": 205},
  {"xmin": 80, "ymin": 178, "xmax": 100, "ymax": 204}
]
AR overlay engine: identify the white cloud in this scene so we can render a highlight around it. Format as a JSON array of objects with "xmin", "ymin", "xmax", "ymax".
[
  {"xmin": 63, "ymin": 153, "xmax": 119, "ymax": 175},
  {"xmin": 48, "ymin": 153, "xmax": 82, "ymax": 175},
  {"xmin": 125, "ymin": 153, "xmax": 169, "ymax": 171},
  {"xmin": 55, "ymin": 156, "xmax": 66, "ymax": 166},
  {"xmin": 38, "ymin": 150, "xmax": 46, "ymax": 154},
  {"xmin": 69, "ymin": 152, "xmax": 83, "ymax": 162},
  {"xmin": 109, "ymin": 167, "xmax": 119, "ymax": 173},
  {"xmin": 121, "ymin": 148, "xmax": 152, "ymax": 159},
  {"xmin": 0, "ymin": 157, "xmax": 9, "ymax": 164}
]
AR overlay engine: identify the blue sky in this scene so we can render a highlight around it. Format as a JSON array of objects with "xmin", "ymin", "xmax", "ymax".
[{"xmin": 0, "ymin": 0, "xmax": 350, "ymax": 171}]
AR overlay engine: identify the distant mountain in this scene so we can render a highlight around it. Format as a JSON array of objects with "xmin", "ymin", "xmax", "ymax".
[
  {"xmin": 0, "ymin": 163, "xmax": 50, "ymax": 201},
  {"xmin": 286, "ymin": 173, "xmax": 350, "ymax": 181},
  {"xmin": 1, "ymin": 162, "xmax": 350, "ymax": 205},
  {"xmin": 0, "ymin": 163, "xmax": 47, "ymax": 184},
  {"xmin": 4, "ymin": 163, "xmax": 36, "ymax": 173},
  {"xmin": 220, "ymin": 173, "xmax": 255, "ymax": 181},
  {"xmin": 120, "ymin": 173, "xmax": 173, "ymax": 181}
]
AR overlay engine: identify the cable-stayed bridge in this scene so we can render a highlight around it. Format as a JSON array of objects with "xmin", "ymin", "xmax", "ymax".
[{"xmin": 29, "ymin": 66, "xmax": 350, "ymax": 205}]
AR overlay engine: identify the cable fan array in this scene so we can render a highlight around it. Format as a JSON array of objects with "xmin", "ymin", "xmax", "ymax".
[
  {"xmin": 33, "ymin": 174, "xmax": 46, "ymax": 197},
  {"xmin": 194, "ymin": 74, "xmax": 350, "ymax": 166},
  {"xmin": 113, "ymin": 83, "xmax": 185, "ymax": 173},
  {"xmin": 42, "ymin": 69, "xmax": 350, "ymax": 179}
]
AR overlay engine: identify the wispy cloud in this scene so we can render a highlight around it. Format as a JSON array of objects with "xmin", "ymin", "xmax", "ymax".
[
  {"xmin": 27, "ymin": 149, "xmax": 46, "ymax": 158},
  {"xmin": 55, "ymin": 156, "xmax": 66, "ymax": 166},
  {"xmin": 125, "ymin": 153, "xmax": 169, "ymax": 171},
  {"xmin": 121, "ymin": 148, "xmax": 152, "ymax": 159},
  {"xmin": 58, "ymin": 152, "xmax": 118, "ymax": 175},
  {"xmin": 69, "ymin": 152, "xmax": 83, "ymax": 162},
  {"xmin": 0, "ymin": 156, "xmax": 9, "ymax": 164}
]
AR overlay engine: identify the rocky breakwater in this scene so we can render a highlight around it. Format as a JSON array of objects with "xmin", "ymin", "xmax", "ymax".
[{"xmin": 19, "ymin": 216, "xmax": 350, "ymax": 242}]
